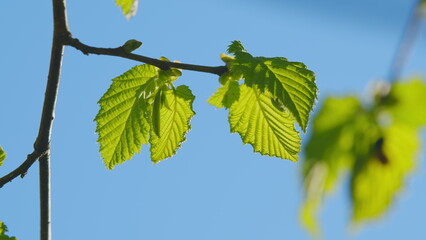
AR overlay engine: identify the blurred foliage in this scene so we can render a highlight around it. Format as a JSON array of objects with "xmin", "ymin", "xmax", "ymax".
[
  {"xmin": 301, "ymin": 78, "xmax": 426, "ymax": 236},
  {"xmin": 0, "ymin": 222, "xmax": 17, "ymax": 240},
  {"xmin": 116, "ymin": 0, "xmax": 138, "ymax": 19}
]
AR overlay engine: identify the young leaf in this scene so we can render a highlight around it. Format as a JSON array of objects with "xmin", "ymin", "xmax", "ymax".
[
  {"xmin": 231, "ymin": 52, "xmax": 317, "ymax": 132},
  {"xmin": 0, "ymin": 147, "xmax": 5, "ymax": 167},
  {"xmin": 152, "ymin": 90, "xmax": 163, "ymax": 137},
  {"xmin": 96, "ymin": 63, "xmax": 189, "ymax": 168},
  {"xmin": 229, "ymin": 84, "xmax": 301, "ymax": 161},
  {"xmin": 149, "ymin": 85, "xmax": 195, "ymax": 163},
  {"xmin": 95, "ymin": 64, "xmax": 157, "ymax": 169},
  {"xmin": 116, "ymin": 0, "xmax": 138, "ymax": 19},
  {"xmin": 227, "ymin": 40, "xmax": 246, "ymax": 54},
  {"xmin": 207, "ymin": 79, "xmax": 240, "ymax": 109},
  {"xmin": 122, "ymin": 39, "xmax": 142, "ymax": 53}
]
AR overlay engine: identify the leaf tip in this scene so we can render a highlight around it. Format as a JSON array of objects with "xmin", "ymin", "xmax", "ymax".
[{"xmin": 227, "ymin": 40, "xmax": 246, "ymax": 54}]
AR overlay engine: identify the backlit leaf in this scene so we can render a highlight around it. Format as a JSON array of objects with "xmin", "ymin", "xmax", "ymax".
[
  {"xmin": 0, "ymin": 147, "xmax": 5, "ymax": 167},
  {"xmin": 207, "ymin": 79, "xmax": 240, "ymax": 109},
  {"xmin": 229, "ymin": 84, "xmax": 301, "ymax": 161},
  {"xmin": 116, "ymin": 0, "xmax": 138, "ymax": 19},
  {"xmin": 95, "ymin": 65, "xmax": 156, "ymax": 169},
  {"xmin": 150, "ymin": 85, "xmax": 195, "ymax": 163},
  {"xmin": 227, "ymin": 41, "xmax": 317, "ymax": 131},
  {"xmin": 96, "ymin": 64, "xmax": 187, "ymax": 168}
]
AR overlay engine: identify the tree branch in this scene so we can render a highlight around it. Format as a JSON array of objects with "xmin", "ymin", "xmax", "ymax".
[
  {"xmin": 0, "ymin": 151, "xmax": 46, "ymax": 188},
  {"xmin": 64, "ymin": 37, "xmax": 228, "ymax": 76}
]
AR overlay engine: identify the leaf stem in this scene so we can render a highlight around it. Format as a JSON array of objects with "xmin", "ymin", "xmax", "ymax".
[{"xmin": 64, "ymin": 37, "xmax": 228, "ymax": 75}]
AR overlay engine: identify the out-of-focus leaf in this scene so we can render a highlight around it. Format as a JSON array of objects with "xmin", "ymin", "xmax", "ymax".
[
  {"xmin": 116, "ymin": 0, "xmax": 138, "ymax": 19},
  {"xmin": 301, "ymin": 96, "xmax": 372, "ymax": 234},
  {"xmin": 301, "ymin": 78, "xmax": 426, "ymax": 235},
  {"xmin": 384, "ymin": 78, "xmax": 426, "ymax": 128},
  {"xmin": 351, "ymin": 123, "xmax": 418, "ymax": 222}
]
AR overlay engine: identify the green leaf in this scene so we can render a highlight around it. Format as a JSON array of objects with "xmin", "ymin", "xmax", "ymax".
[
  {"xmin": 351, "ymin": 123, "xmax": 418, "ymax": 222},
  {"xmin": 96, "ymin": 64, "xmax": 188, "ymax": 168},
  {"xmin": 152, "ymin": 90, "xmax": 163, "ymax": 137},
  {"xmin": 301, "ymin": 96, "xmax": 368, "ymax": 235},
  {"xmin": 0, "ymin": 222, "xmax": 17, "ymax": 240},
  {"xmin": 116, "ymin": 0, "xmax": 138, "ymax": 19},
  {"xmin": 122, "ymin": 39, "xmax": 142, "ymax": 53},
  {"xmin": 0, "ymin": 147, "xmax": 5, "ymax": 167},
  {"xmin": 95, "ymin": 64, "xmax": 156, "ymax": 169},
  {"xmin": 227, "ymin": 40, "xmax": 246, "ymax": 54},
  {"xmin": 384, "ymin": 78, "xmax": 426, "ymax": 128},
  {"xmin": 207, "ymin": 79, "xmax": 240, "ymax": 109},
  {"xmin": 301, "ymin": 78, "xmax": 426, "ymax": 235},
  {"xmin": 149, "ymin": 85, "xmax": 195, "ymax": 163},
  {"xmin": 229, "ymin": 42, "xmax": 317, "ymax": 131},
  {"xmin": 229, "ymin": 84, "xmax": 301, "ymax": 161}
]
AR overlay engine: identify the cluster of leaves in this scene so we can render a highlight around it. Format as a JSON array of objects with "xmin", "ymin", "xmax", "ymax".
[
  {"xmin": 0, "ymin": 222, "xmax": 17, "ymax": 240},
  {"xmin": 95, "ymin": 41, "xmax": 317, "ymax": 169},
  {"xmin": 301, "ymin": 78, "xmax": 426, "ymax": 236}
]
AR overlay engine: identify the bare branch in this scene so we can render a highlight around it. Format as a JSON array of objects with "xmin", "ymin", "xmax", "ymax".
[
  {"xmin": 64, "ymin": 37, "xmax": 228, "ymax": 76},
  {"xmin": 0, "ymin": 151, "xmax": 47, "ymax": 188}
]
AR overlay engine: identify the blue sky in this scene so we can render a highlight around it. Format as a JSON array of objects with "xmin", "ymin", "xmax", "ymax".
[{"xmin": 1, "ymin": 0, "xmax": 425, "ymax": 239}]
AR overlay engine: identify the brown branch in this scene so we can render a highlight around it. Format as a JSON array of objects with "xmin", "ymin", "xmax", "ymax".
[{"xmin": 64, "ymin": 37, "xmax": 228, "ymax": 76}]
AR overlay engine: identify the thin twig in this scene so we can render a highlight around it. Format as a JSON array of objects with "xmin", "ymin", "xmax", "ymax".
[
  {"xmin": 0, "ymin": 151, "xmax": 46, "ymax": 188},
  {"xmin": 388, "ymin": 0, "xmax": 424, "ymax": 82},
  {"xmin": 64, "ymin": 37, "xmax": 228, "ymax": 76}
]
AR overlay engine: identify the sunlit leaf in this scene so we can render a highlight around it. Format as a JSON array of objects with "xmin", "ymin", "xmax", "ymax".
[
  {"xmin": 0, "ymin": 147, "xmax": 5, "ymax": 167},
  {"xmin": 207, "ymin": 79, "xmax": 240, "ymax": 109},
  {"xmin": 95, "ymin": 65, "xmax": 156, "ymax": 169},
  {"xmin": 229, "ymin": 84, "xmax": 301, "ymax": 161},
  {"xmin": 116, "ymin": 0, "xmax": 138, "ymax": 19},
  {"xmin": 227, "ymin": 41, "xmax": 317, "ymax": 131},
  {"xmin": 96, "ymin": 64, "xmax": 188, "ymax": 168},
  {"xmin": 150, "ymin": 85, "xmax": 195, "ymax": 163}
]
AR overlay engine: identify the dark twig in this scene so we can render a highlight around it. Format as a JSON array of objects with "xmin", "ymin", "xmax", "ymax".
[
  {"xmin": 0, "ymin": 151, "xmax": 46, "ymax": 188},
  {"xmin": 64, "ymin": 37, "xmax": 228, "ymax": 76}
]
